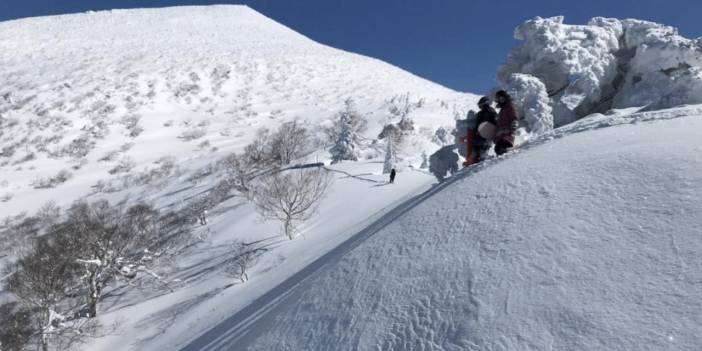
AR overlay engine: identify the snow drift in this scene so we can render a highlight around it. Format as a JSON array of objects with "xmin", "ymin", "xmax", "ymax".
[
  {"xmin": 217, "ymin": 106, "xmax": 702, "ymax": 351},
  {"xmin": 499, "ymin": 16, "xmax": 702, "ymax": 129}
]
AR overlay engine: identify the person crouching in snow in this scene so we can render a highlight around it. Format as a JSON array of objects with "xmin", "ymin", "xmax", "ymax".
[
  {"xmin": 389, "ymin": 168, "xmax": 396, "ymax": 184},
  {"xmin": 473, "ymin": 96, "xmax": 497, "ymax": 163},
  {"xmin": 494, "ymin": 90, "xmax": 519, "ymax": 156}
]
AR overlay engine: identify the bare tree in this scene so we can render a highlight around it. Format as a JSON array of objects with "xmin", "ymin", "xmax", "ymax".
[
  {"xmin": 270, "ymin": 119, "xmax": 309, "ymax": 166},
  {"xmin": 57, "ymin": 200, "xmax": 160, "ymax": 318},
  {"xmin": 0, "ymin": 302, "xmax": 35, "ymax": 351},
  {"xmin": 223, "ymin": 241, "xmax": 258, "ymax": 283},
  {"xmin": 4, "ymin": 237, "xmax": 95, "ymax": 351},
  {"xmin": 251, "ymin": 168, "xmax": 332, "ymax": 240},
  {"xmin": 219, "ymin": 153, "xmax": 258, "ymax": 194}
]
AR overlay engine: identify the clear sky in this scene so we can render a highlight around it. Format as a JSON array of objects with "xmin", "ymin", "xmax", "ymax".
[{"xmin": 1, "ymin": 0, "xmax": 701, "ymax": 94}]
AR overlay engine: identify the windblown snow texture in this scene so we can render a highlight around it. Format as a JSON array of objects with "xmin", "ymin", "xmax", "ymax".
[
  {"xmin": 499, "ymin": 16, "xmax": 702, "ymax": 128},
  {"xmin": 235, "ymin": 108, "xmax": 702, "ymax": 351}
]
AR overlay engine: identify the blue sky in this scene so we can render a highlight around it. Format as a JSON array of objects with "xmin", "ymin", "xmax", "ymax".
[{"xmin": 2, "ymin": 1, "xmax": 701, "ymax": 93}]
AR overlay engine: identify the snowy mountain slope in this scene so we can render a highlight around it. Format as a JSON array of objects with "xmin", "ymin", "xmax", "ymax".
[
  {"xmin": 0, "ymin": 6, "xmax": 479, "ymax": 351},
  {"xmin": 200, "ymin": 106, "xmax": 702, "ymax": 351},
  {"xmin": 0, "ymin": 5, "xmax": 474, "ymax": 217}
]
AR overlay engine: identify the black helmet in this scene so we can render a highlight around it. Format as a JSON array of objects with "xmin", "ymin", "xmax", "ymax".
[
  {"xmin": 495, "ymin": 90, "xmax": 510, "ymax": 99},
  {"xmin": 478, "ymin": 96, "xmax": 491, "ymax": 107}
]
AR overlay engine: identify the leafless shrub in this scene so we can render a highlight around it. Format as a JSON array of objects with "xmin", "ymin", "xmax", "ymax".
[
  {"xmin": 99, "ymin": 150, "xmax": 120, "ymax": 162},
  {"xmin": 178, "ymin": 128, "xmax": 207, "ymax": 141},
  {"xmin": 0, "ymin": 214, "xmax": 39, "ymax": 255},
  {"xmin": 270, "ymin": 119, "xmax": 310, "ymax": 166},
  {"xmin": 197, "ymin": 140, "xmax": 211, "ymax": 150},
  {"xmin": 251, "ymin": 168, "xmax": 332, "ymax": 239},
  {"xmin": 108, "ymin": 157, "xmax": 135, "ymax": 175},
  {"xmin": 1, "ymin": 192, "xmax": 13, "ymax": 202},
  {"xmin": 120, "ymin": 114, "xmax": 144, "ymax": 138},
  {"xmin": 31, "ymin": 169, "xmax": 73, "ymax": 189},
  {"xmin": 223, "ymin": 241, "xmax": 259, "ymax": 283},
  {"xmin": 120, "ymin": 142, "xmax": 135, "ymax": 152},
  {"xmin": 0, "ymin": 302, "xmax": 35, "ymax": 351},
  {"xmin": 12, "ymin": 152, "xmax": 36, "ymax": 165},
  {"xmin": 218, "ymin": 153, "xmax": 258, "ymax": 194},
  {"xmin": 36, "ymin": 201, "xmax": 61, "ymax": 228},
  {"xmin": 61, "ymin": 134, "xmax": 96, "ymax": 159}
]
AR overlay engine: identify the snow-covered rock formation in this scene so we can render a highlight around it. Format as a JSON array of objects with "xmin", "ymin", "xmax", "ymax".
[{"xmin": 498, "ymin": 16, "xmax": 702, "ymax": 129}]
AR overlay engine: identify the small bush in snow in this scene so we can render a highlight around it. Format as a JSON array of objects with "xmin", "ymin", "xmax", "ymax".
[
  {"xmin": 31, "ymin": 169, "xmax": 73, "ymax": 189},
  {"xmin": 223, "ymin": 241, "xmax": 259, "ymax": 283},
  {"xmin": 179, "ymin": 128, "xmax": 207, "ymax": 141},
  {"xmin": 108, "ymin": 157, "xmax": 135, "ymax": 175}
]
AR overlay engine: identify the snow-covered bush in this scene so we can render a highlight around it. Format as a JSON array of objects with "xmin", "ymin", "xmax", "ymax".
[{"xmin": 498, "ymin": 16, "xmax": 702, "ymax": 127}]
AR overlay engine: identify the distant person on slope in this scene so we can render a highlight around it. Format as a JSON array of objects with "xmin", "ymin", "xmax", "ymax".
[
  {"xmin": 389, "ymin": 168, "xmax": 397, "ymax": 184},
  {"xmin": 473, "ymin": 96, "xmax": 497, "ymax": 163},
  {"xmin": 494, "ymin": 90, "xmax": 519, "ymax": 156}
]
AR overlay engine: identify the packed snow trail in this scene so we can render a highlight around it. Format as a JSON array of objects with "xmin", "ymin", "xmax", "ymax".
[{"xmin": 186, "ymin": 109, "xmax": 701, "ymax": 351}]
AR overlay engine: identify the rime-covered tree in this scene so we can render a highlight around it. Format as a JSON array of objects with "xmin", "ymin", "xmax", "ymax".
[
  {"xmin": 328, "ymin": 98, "xmax": 367, "ymax": 163},
  {"xmin": 383, "ymin": 138, "xmax": 397, "ymax": 174}
]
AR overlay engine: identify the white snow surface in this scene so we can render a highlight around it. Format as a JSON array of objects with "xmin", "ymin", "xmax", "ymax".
[
  {"xmin": 209, "ymin": 106, "xmax": 701, "ymax": 351},
  {"xmin": 0, "ymin": 5, "xmax": 474, "ymax": 217},
  {"xmin": 0, "ymin": 5, "xmax": 477, "ymax": 351},
  {"xmin": 498, "ymin": 16, "xmax": 702, "ymax": 128}
]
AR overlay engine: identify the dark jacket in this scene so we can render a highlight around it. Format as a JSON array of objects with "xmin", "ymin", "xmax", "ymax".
[
  {"xmin": 473, "ymin": 107, "xmax": 497, "ymax": 146},
  {"xmin": 495, "ymin": 101, "xmax": 519, "ymax": 146}
]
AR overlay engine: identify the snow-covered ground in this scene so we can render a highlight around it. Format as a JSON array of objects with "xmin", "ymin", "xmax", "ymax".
[
  {"xmin": 0, "ymin": 5, "xmax": 474, "ymax": 217},
  {"xmin": 206, "ymin": 105, "xmax": 702, "ymax": 351},
  {"xmin": 0, "ymin": 5, "xmax": 476, "ymax": 351}
]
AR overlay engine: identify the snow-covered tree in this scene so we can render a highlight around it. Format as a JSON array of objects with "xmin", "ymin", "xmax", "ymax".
[
  {"xmin": 328, "ymin": 98, "xmax": 368, "ymax": 163},
  {"xmin": 251, "ymin": 168, "xmax": 332, "ymax": 240},
  {"xmin": 383, "ymin": 138, "xmax": 397, "ymax": 174}
]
